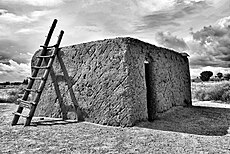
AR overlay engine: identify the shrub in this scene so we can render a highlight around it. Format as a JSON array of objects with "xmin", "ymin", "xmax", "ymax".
[
  {"xmin": 217, "ymin": 72, "xmax": 223, "ymax": 79},
  {"xmin": 6, "ymin": 89, "xmax": 20, "ymax": 103},
  {"xmin": 224, "ymin": 73, "xmax": 230, "ymax": 80},
  {"xmin": 193, "ymin": 89, "xmax": 205, "ymax": 101},
  {"xmin": 222, "ymin": 90, "xmax": 230, "ymax": 102},
  {"xmin": 17, "ymin": 85, "xmax": 25, "ymax": 94},
  {"xmin": 0, "ymin": 94, "xmax": 18, "ymax": 103},
  {"xmin": 0, "ymin": 86, "xmax": 25, "ymax": 103},
  {"xmin": 192, "ymin": 81, "xmax": 230, "ymax": 103},
  {"xmin": 7, "ymin": 90, "xmax": 18, "ymax": 96}
]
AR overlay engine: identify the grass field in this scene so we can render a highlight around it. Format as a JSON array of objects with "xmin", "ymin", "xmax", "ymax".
[
  {"xmin": 192, "ymin": 81, "xmax": 230, "ymax": 103},
  {"xmin": 0, "ymin": 85, "xmax": 25, "ymax": 103},
  {"xmin": 1, "ymin": 81, "xmax": 230, "ymax": 153},
  {"xmin": 2, "ymin": 100, "xmax": 230, "ymax": 153}
]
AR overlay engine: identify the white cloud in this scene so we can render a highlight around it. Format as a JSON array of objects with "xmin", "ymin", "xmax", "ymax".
[
  {"xmin": 0, "ymin": 9, "xmax": 51, "ymax": 42},
  {"xmin": 15, "ymin": 28, "xmax": 39, "ymax": 34},
  {"xmin": 25, "ymin": 0, "xmax": 64, "ymax": 6},
  {"xmin": 31, "ymin": 10, "xmax": 52, "ymax": 18},
  {"xmin": 81, "ymin": 0, "xmax": 110, "ymax": 7},
  {"xmin": 0, "ymin": 9, "xmax": 7, "ymax": 14},
  {"xmin": 1, "ymin": 0, "xmax": 65, "ymax": 6},
  {"xmin": 0, "ymin": 10, "xmax": 31, "ymax": 23},
  {"xmin": 217, "ymin": 16, "xmax": 230, "ymax": 28},
  {"xmin": 0, "ymin": 25, "xmax": 11, "ymax": 37},
  {"xmin": 155, "ymin": 31, "xmax": 189, "ymax": 52},
  {"xmin": 74, "ymin": 25, "xmax": 101, "ymax": 32},
  {"xmin": 0, "ymin": 9, "xmax": 51, "ymax": 24},
  {"xmin": 137, "ymin": 0, "xmax": 207, "ymax": 15},
  {"xmin": 156, "ymin": 15, "xmax": 230, "ymax": 68},
  {"xmin": 138, "ymin": 0, "xmax": 176, "ymax": 13},
  {"xmin": 154, "ymin": 15, "xmax": 230, "ymax": 78},
  {"xmin": 0, "ymin": 60, "xmax": 30, "ymax": 82},
  {"xmin": 183, "ymin": 0, "xmax": 205, "ymax": 4}
]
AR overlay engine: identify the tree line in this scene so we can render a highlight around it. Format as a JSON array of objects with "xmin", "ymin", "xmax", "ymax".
[
  {"xmin": 199, "ymin": 71, "xmax": 230, "ymax": 82},
  {"xmin": 0, "ymin": 79, "xmax": 28, "ymax": 86}
]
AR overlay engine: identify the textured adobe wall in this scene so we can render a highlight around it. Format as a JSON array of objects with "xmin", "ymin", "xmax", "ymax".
[
  {"xmin": 149, "ymin": 48, "xmax": 191, "ymax": 115},
  {"xmin": 147, "ymin": 48, "xmax": 191, "ymax": 115},
  {"xmin": 125, "ymin": 38, "xmax": 191, "ymax": 119},
  {"xmin": 122, "ymin": 40, "xmax": 148, "ymax": 124},
  {"xmin": 31, "ymin": 37, "xmax": 191, "ymax": 126},
  {"xmin": 32, "ymin": 38, "xmax": 144, "ymax": 126}
]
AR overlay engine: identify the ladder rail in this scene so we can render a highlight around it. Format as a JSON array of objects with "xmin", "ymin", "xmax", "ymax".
[
  {"xmin": 24, "ymin": 30, "xmax": 64, "ymax": 126},
  {"xmin": 11, "ymin": 19, "xmax": 58, "ymax": 126},
  {"xmin": 34, "ymin": 30, "xmax": 64, "ymax": 104},
  {"xmin": 24, "ymin": 19, "xmax": 58, "ymax": 100}
]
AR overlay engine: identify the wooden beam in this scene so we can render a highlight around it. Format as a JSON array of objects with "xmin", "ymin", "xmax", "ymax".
[{"xmin": 57, "ymin": 51, "xmax": 84, "ymax": 121}]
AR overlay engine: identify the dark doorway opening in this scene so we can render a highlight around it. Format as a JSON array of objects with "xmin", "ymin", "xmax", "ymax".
[{"xmin": 145, "ymin": 62, "xmax": 156, "ymax": 121}]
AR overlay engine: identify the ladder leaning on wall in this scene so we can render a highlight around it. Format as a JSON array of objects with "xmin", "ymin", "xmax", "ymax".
[{"xmin": 11, "ymin": 19, "xmax": 64, "ymax": 126}]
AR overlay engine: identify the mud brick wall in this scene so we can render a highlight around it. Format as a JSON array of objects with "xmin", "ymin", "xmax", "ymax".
[
  {"xmin": 126, "ymin": 38, "xmax": 191, "ymax": 120},
  {"xmin": 33, "ymin": 38, "xmax": 138, "ymax": 126},
  {"xmin": 144, "ymin": 46, "xmax": 191, "ymax": 117},
  {"xmin": 31, "ymin": 37, "xmax": 191, "ymax": 126},
  {"xmin": 149, "ymin": 48, "xmax": 191, "ymax": 115}
]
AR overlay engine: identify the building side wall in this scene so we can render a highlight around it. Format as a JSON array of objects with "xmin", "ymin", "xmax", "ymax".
[
  {"xmin": 32, "ymin": 38, "xmax": 135, "ymax": 126},
  {"xmin": 145, "ymin": 47, "xmax": 191, "ymax": 115},
  {"xmin": 126, "ymin": 38, "xmax": 191, "ymax": 118},
  {"xmin": 124, "ymin": 43, "xmax": 148, "ymax": 124}
]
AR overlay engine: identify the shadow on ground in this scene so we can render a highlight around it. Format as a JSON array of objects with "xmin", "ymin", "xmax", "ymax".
[
  {"xmin": 136, "ymin": 106, "xmax": 230, "ymax": 136},
  {"xmin": 15, "ymin": 118, "xmax": 80, "ymax": 126}
]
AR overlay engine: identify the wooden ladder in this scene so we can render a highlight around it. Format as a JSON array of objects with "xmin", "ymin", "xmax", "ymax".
[{"xmin": 11, "ymin": 19, "xmax": 64, "ymax": 126}]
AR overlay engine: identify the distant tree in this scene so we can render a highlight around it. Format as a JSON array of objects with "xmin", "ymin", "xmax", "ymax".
[
  {"xmin": 224, "ymin": 73, "xmax": 230, "ymax": 81},
  {"xmin": 11, "ymin": 82, "xmax": 21, "ymax": 85},
  {"xmin": 3, "ymin": 81, "xmax": 11, "ymax": 85},
  {"xmin": 200, "ymin": 71, "xmax": 213, "ymax": 81},
  {"xmin": 217, "ymin": 72, "xmax": 223, "ymax": 79}
]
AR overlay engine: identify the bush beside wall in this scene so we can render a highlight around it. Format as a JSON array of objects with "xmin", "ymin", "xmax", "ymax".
[{"xmin": 192, "ymin": 81, "xmax": 230, "ymax": 103}]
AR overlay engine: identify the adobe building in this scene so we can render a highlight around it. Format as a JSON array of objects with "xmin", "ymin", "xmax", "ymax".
[{"xmin": 32, "ymin": 37, "xmax": 191, "ymax": 126}]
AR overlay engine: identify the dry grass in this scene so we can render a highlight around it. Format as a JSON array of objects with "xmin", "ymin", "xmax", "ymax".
[
  {"xmin": 2, "ymin": 103, "xmax": 230, "ymax": 153},
  {"xmin": 1, "ymin": 82, "xmax": 230, "ymax": 153},
  {"xmin": 0, "ymin": 85, "xmax": 25, "ymax": 103},
  {"xmin": 192, "ymin": 81, "xmax": 230, "ymax": 103}
]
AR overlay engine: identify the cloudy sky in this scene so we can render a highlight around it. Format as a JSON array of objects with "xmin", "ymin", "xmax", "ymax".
[{"xmin": 0, "ymin": 0, "xmax": 230, "ymax": 82}]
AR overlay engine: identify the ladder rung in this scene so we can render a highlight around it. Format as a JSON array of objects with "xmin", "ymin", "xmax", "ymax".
[
  {"xmin": 19, "ymin": 102, "xmax": 32, "ymax": 109},
  {"xmin": 40, "ymin": 44, "xmax": 57, "ymax": 48},
  {"xmin": 13, "ymin": 112, "xmax": 29, "ymax": 118},
  {"xmin": 19, "ymin": 99, "xmax": 36, "ymax": 105},
  {"xmin": 36, "ymin": 55, "xmax": 55, "ymax": 58},
  {"xmin": 32, "ymin": 66, "xmax": 50, "ymax": 69},
  {"xmin": 28, "ymin": 77, "xmax": 45, "ymax": 80},
  {"xmin": 25, "ymin": 89, "xmax": 41, "ymax": 93}
]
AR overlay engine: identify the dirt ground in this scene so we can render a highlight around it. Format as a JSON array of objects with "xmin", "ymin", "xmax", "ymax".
[{"xmin": 1, "ymin": 102, "xmax": 230, "ymax": 154}]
